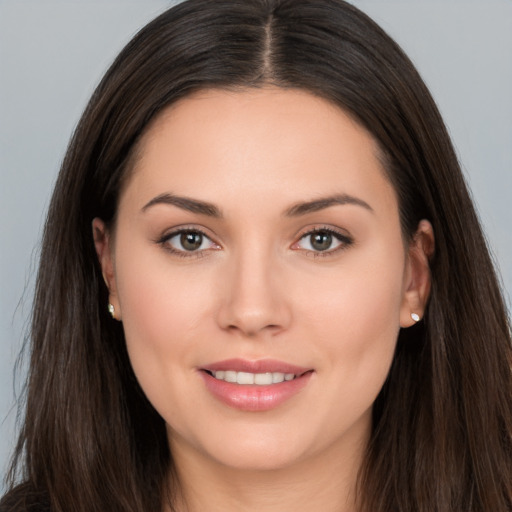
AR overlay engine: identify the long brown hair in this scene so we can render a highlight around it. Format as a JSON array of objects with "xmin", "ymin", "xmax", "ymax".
[{"xmin": 2, "ymin": 1, "xmax": 511, "ymax": 511}]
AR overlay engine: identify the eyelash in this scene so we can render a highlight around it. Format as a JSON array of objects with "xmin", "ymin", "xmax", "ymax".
[
  {"xmin": 156, "ymin": 226, "xmax": 219, "ymax": 259},
  {"xmin": 293, "ymin": 226, "xmax": 354, "ymax": 258},
  {"xmin": 156, "ymin": 226, "xmax": 353, "ymax": 259}
]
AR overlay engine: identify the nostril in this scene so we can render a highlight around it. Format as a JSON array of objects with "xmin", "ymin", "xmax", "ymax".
[
  {"xmin": 215, "ymin": 285, "xmax": 292, "ymax": 336},
  {"xmin": 225, "ymin": 322, "xmax": 282, "ymax": 337}
]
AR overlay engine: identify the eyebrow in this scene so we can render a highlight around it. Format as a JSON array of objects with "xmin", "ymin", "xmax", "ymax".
[
  {"xmin": 141, "ymin": 192, "xmax": 373, "ymax": 218},
  {"xmin": 284, "ymin": 194, "xmax": 374, "ymax": 216},
  {"xmin": 141, "ymin": 193, "xmax": 222, "ymax": 218}
]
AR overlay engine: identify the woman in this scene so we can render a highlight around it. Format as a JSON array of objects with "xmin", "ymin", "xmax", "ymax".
[{"xmin": 2, "ymin": 0, "xmax": 511, "ymax": 511}]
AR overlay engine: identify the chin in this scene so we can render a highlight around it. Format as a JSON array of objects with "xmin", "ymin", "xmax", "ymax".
[
  {"xmin": 210, "ymin": 443, "xmax": 309, "ymax": 472},
  {"xmin": 169, "ymin": 420, "xmax": 315, "ymax": 472}
]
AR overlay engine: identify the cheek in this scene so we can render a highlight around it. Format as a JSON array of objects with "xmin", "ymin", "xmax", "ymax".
[
  {"xmin": 115, "ymin": 231, "xmax": 213, "ymax": 328},
  {"xmin": 301, "ymin": 244, "xmax": 404, "ymax": 332},
  {"xmin": 293, "ymin": 263, "xmax": 403, "ymax": 450},
  {"xmin": 300, "ymin": 245, "xmax": 405, "ymax": 392},
  {"xmin": 113, "ymin": 246, "xmax": 212, "ymax": 398}
]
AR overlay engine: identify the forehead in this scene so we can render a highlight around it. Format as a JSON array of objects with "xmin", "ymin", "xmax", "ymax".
[{"xmin": 121, "ymin": 87, "xmax": 397, "ymax": 218}]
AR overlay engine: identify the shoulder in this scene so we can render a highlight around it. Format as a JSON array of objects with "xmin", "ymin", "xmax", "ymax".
[{"xmin": 0, "ymin": 484, "xmax": 50, "ymax": 512}]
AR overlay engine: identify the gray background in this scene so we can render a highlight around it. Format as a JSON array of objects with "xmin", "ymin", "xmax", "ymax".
[{"xmin": 1, "ymin": 0, "xmax": 511, "ymax": 489}]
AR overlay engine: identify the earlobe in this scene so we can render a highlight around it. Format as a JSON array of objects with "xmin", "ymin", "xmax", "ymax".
[
  {"xmin": 400, "ymin": 219, "xmax": 435, "ymax": 328},
  {"xmin": 92, "ymin": 218, "xmax": 121, "ymax": 320}
]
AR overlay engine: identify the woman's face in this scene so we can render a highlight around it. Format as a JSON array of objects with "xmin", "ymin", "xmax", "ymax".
[{"xmin": 95, "ymin": 88, "xmax": 430, "ymax": 473}]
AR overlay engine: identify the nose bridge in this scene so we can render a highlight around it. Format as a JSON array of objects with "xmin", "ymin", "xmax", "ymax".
[{"xmin": 217, "ymin": 239, "xmax": 290, "ymax": 336}]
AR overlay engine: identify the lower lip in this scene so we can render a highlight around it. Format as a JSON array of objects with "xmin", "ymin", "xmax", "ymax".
[{"xmin": 200, "ymin": 371, "xmax": 313, "ymax": 412}]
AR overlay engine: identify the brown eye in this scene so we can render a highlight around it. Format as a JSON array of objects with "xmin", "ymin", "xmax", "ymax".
[
  {"xmin": 293, "ymin": 228, "xmax": 352, "ymax": 256},
  {"xmin": 161, "ymin": 229, "xmax": 220, "ymax": 255},
  {"xmin": 310, "ymin": 232, "xmax": 333, "ymax": 251},
  {"xmin": 180, "ymin": 231, "xmax": 203, "ymax": 251}
]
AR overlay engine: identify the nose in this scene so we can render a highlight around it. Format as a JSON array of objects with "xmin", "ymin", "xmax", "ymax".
[{"xmin": 216, "ymin": 247, "xmax": 292, "ymax": 337}]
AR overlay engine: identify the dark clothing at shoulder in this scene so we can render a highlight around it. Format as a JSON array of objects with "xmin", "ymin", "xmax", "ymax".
[{"xmin": 0, "ymin": 484, "xmax": 50, "ymax": 512}]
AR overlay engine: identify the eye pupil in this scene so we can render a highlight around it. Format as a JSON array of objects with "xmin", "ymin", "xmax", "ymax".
[
  {"xmin": 311, "ymin": 232, "xmax": 332, "ymax": 251},
  {"xmin": 180, "ymin": 232, "xmax": 203, "ymax": 251}
]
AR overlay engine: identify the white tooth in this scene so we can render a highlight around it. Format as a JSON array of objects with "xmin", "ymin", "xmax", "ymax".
[
  {"xmin": 224, "ymin": 370, "xmax": 237, "ymax": 383},
  {"xmin": 254, "ymin": 372, "xmax": 273, "ymax": 385},
  {"xmin": 237, "ymin": 371, "xmax": 255, "ymax": 385},
  {"xmin": 272, "ymin": 372, "xmax": 285, "ymax": 383},
  {"xmin": 214, "ymin": 370, "xmax": 296, "ymax": 385}
]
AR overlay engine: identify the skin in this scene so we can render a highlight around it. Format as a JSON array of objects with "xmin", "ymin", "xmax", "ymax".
[{"xmin": 94, "ymin": 88, "xmax": 433, "ymax": 512}]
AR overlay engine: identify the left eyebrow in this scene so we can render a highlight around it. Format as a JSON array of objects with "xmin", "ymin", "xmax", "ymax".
[
  {"xmin": 141, "ymin": 193, "xmax": 222, "ymax": 218},
  {"xmin": 284, "ymin": 194, "xmax": 374, "ymax": 217}
]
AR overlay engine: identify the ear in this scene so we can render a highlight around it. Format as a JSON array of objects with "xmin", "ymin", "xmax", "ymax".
[
  {"xmin": 400, "ymin": 219, "xmax": 435, "ymax": 328},
  {"xmin": 92, "ymin": 218, "xmax": 121, "ymax": 320}
]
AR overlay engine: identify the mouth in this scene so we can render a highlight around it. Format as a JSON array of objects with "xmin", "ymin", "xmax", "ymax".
[{"xmin": 199, "ymin": 359, "xmax": 314, "ymax": 411}]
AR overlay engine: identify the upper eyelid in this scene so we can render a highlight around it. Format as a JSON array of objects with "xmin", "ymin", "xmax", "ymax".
[
  {"xmin": 158, "ymin": 225, "xmax": 215, "ymax": 241},
  {"xmin": 295, "ymin": 225, "xmax": 352, "ymax": 240}
]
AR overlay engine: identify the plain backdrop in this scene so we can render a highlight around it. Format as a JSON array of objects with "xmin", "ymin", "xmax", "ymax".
[{"xmin": 1, "ymin": 0, "xmax": 511, "ymax": 490}]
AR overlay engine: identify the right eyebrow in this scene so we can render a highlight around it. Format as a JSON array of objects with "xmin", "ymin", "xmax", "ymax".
[
  {"xmin": 141, "ymin": 193, "xmax": 222, "ymax": 218},
  {"xmin": 284, "ymin": 193, "xmax": 374, "ymax": 217}
]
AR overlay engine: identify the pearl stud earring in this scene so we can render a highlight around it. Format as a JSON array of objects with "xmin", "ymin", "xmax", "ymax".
[
  {"xmin": 411, "ymin": 312, "xmax": 420, "ymax": 322},
  {"xmin": 108, "ymin": 303, "xmax": 116, "ymax": 319}
]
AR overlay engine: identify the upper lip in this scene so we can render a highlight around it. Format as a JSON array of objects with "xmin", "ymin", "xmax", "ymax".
[{"xmin": 201, "ymin": 358, "xmax": 311, "ymax": 375}]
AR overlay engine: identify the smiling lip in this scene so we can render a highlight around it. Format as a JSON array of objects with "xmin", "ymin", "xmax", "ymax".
[{"xmin": 199, "ymin": 358, "xmax": 313, "ymax": 412}]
